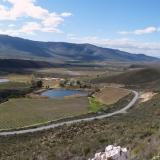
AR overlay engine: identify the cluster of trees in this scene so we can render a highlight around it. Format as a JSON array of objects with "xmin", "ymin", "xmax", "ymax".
[
  {"xmin": 31, "ymin": 80, "xmax": 43, "ymax": 89},
  {"xmin": 0, "ymin": 80, "xmax": 43, "ymax": 103},
  {"xmin": 60, "ymin": 79, "xmax": 91, "ymax": 89}
]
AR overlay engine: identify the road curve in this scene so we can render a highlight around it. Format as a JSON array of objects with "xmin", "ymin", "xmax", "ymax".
[{"xmin": 0, "ymin": 90, "xmax": 139, "ymax": 136}]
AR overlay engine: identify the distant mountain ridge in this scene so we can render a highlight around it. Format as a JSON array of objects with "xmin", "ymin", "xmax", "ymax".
[{"xmin": 0, "ymin": 35, "xmax": 159, "ymax": 62}]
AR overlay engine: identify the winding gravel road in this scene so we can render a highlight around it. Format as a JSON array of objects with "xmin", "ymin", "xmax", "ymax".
[{"xmin": 0, "ymin": 90, "xmax": 139, "ymax": 136}]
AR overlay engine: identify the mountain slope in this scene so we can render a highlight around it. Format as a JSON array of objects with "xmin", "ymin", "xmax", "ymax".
[
  {"xmin": 91, "ymin": 68, "xmax": 160, "ymax": 90},
  {"xmin": 0, "ymin": 59, "xmax": 55, "ymax": 69},
  {"xmin": 0, "ymin": 35, "xmax": 159, "ymax": 62}
]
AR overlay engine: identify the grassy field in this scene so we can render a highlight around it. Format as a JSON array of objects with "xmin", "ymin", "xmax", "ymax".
[
  {"xmin": 0, "ymin": 97, "xmax": 89, "ymax": 130},
  {"xmin": 94, "ymin": 87, "xmax": 130, "ymax": 105},
  {"xmin": 0, "ymin": 81, "xmax": 31, "ymax": 89}
]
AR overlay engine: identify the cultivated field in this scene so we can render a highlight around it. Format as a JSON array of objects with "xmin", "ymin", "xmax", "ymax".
[
  {"xmin": 0, "ymin": 97, "xmax": 89, "ymax": 130},
  {"xmin": 8, "ymin": 74, "xmax": 35, "ymax": 83},
  {"xmin": 0, "ymin": 81, "xmax": 31, "ymax": 89},
  {"xmin": 94, "ymin": 87, "xmax": 130, "ymax": 105}
]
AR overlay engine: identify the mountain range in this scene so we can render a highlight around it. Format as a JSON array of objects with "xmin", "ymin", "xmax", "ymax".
[{"xmin": 0, "ymin": 34, "xmax": 159, "ymax": 63}]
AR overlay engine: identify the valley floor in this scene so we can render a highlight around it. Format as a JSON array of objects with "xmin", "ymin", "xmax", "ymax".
[{"xmin": 0, "ymin": 65, "xmax": 160, "ymax": 160}]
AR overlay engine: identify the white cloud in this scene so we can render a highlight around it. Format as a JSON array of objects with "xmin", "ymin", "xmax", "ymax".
[
  {"xmin": 134, "ymin": 27, "xmax": 158, "ymax": 35},
  {"xmin": 42, "ymin": 13, "xmax": 63, "ymax": 27},
  {"xmin": 0, "ymin": 28, "xmax": 17, "ymax": 36},
  {"xmin": 119, "ymin": 26, "xmax": 160, "ymax": 35},
  {"xmin": 0, "ymin": 21, "xmax": 62, "ymax": 36},
  {"xmin": 0, "ymin": 0, "xmax": 47, "ymax": 20},
  {"xmin": 61, "ymin": 12, "xmax": 72, "ymax": 17},
  {"xmin": 67, "ymin": 35, "xmax": 160, "ymax": 57},
  {"xmin": 20, "ymin": 22, "xmax": 41, "ymax": 34},
  {"xmin": 8, "ymin": 24, "xmax": 16, "ymax": 27},
  {"xmin": 0, "ymin": 0, "xmax": 72, "ymax": 35}
]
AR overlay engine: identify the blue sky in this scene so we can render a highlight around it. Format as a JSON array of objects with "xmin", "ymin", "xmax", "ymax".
[{"xmin": 0, "ymin": 0, "xmax": 160, "ymax": 57}]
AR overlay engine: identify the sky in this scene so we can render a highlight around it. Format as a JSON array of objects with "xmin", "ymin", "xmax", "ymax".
[{"xmin": 0, "ymin": 0, "xmax": 160, "ymax": 57}]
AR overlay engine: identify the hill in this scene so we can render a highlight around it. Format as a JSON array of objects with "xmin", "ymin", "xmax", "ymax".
[
  {"xmin": 0, "ymin": 35, "xmax": 159, "ymax": 62},
  {"xmin": 91, "ymin": 68, "xmax": 160, "ymax": 89},
  {"xmin": 0, "ymin": 59, "xmax": 55, "ymax": 69}
]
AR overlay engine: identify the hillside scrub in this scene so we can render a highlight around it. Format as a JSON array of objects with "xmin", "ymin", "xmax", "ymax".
[{"xmin": 91, "ymin": 68, "xmax": 160, "ymax": 91}]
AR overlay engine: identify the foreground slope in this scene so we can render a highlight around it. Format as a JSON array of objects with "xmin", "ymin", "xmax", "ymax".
[
  {"xmin": 0, "ymin": 35, "xmax": 159, "ymax": 62},
  {"xmin": 0, "ymin": 92, "xmax": 159, "ymax": 160}
]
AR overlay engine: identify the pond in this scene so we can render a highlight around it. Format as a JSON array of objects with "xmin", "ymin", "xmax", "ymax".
[
  {"xmin": 41, "ymin": 88, "xmax": 88, "ymax": 99},
  {"xmin": 0, "ymin": 79, "xmax": 9, "ymax": 83}
]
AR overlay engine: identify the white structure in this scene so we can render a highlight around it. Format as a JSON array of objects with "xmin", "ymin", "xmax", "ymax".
[
  {"xmin": 89, "ymin": 145, "xmax": 129, "ymax": 160},
  {"xmin": 38, "ymin": 77, "xmax": 64, "ymax": 81}
]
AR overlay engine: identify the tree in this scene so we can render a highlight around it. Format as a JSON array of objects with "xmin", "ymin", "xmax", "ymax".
[
  {"xmin": 36, "ymin": 80, "xmax": 43, "ymax": 88},
  {"xmin": 31, "ymin": 80, "xmax": 43, "ymax": 89}
]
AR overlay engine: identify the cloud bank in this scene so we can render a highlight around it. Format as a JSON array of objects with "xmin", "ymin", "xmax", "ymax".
[
  {"xmin": 0, "ymin": 0, "xmax": 72, "ymax": 35},
  {"xmin": 67, "ymin": 34, "xmax": 160, "ymax": 57},
  {"xmin": 119, "ymin": 26, "xmax": 160, "ymax": 35}
]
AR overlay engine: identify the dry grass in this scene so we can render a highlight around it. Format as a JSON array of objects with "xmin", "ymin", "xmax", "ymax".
[
  {"xmin": 8, "ymin": 74, "xmax": 35, "ymax": 83},
  {"xmin": 94, "ymin": 87, "xmax": 130, "ymax": 105},
  {"xmin": 0, "ymin": 97, "xmax": 89, "ymax": 130}
]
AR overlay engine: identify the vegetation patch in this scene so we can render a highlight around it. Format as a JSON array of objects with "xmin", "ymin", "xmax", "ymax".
[
  {"xmin": 0, "ymin": 97, "xmax": 89, "ymax": 130},
  {"xmin": 88, "ymin": 97, "xmax": 104, "ymax": 113},
  {"xmin": 0, "ymin": 81, "xmax": 31, "ymax": 90}
]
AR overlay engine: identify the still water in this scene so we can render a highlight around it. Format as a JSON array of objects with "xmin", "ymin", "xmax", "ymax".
[
  {"xmin": 0, "ymin": 79, "xmax": 9, "ymax": 83},
  {"xmin": 41, "ymin": 88, "xmax": 87, "ymax": 99}
]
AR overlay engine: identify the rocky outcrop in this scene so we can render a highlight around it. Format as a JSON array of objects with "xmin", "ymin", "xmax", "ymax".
[{"xmin": 89, "ymin": 145, "xmax": 129, "ymax": 160}]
